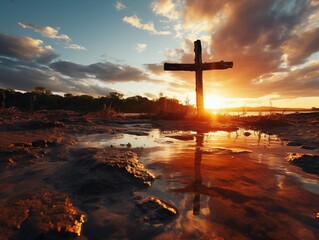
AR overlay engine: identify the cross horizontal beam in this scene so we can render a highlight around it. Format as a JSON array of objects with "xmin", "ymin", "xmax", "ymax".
[{"xmin": 164, "ymin": 61, "xmax": 233, "ymax": 71}]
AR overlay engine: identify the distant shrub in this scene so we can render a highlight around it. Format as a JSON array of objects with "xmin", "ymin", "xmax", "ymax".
[{"xmin": 154, "ymin": 97, "xmax": 194, "ymax": 119}]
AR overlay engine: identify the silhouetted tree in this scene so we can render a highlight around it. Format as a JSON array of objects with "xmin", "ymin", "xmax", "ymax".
[
  {"xmin": 1, "ymin": 89, "xmax": 5, "ymax": 108},
  {"xmin": 33, "ymin": 86, "xmax": 52, "ymax": 95}
]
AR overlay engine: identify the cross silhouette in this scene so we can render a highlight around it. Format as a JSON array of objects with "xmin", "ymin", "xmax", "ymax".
[{"xmin": 164, "ymin": 40, "xmax": 233, "ymax": 117}]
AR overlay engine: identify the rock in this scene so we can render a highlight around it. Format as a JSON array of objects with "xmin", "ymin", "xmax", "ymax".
[
  {"xmin": 203, "ymin": 147, "xmax": 251, "ymax": 155},
  {"xmin": 52, "ymin": 148, "xmax": 155, "ymax": 196},
  {"xmin": 243, "ymin": 131, "xmax": 251, "ymax": 137},
  {"xmin": 286, "ymin": 153, "xmax": 319, "ymax": 175},
  {"xmin": 133, "ymin": 196, "xmax": 178, "ymax": 225},
  {"xmin": 300, "ymin": 145, "xmax": 316, "ymax": 150},
  {"xmin": 20, "ymin": 120, "xmax": 63, "ymax": 130},
  {"xmin": 167, "ymin": 135, "xmax": 194, "ymax": 141},
  {"xmin": 13, "ymin": 142, "xmax": 32, "ymax": 148},
  {"xmin": 0, "ymin": 189, "xmax": 86, "ymax": 239},
  {"xmin": 287, "ymin": 141, "xmax": 303, "ymax": 147},
  {"xmin": 32, "ymin": 140, "xmax": 47, "ymax": 148}
]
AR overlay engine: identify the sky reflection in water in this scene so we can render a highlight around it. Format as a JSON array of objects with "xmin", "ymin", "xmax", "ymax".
[{"xmin": 76, "ymin": 128, "xmax": 319, "ymax": 239}]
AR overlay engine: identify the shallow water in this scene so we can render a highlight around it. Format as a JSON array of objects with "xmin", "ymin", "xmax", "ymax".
[{"xmin": 76, "ymin": 128, "xmax": 319, "ymax": 239}]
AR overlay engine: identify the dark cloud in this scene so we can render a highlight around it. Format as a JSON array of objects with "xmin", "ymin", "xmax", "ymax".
[
  {"xmin": 50, "ymin": 61, "xmax": 152, "ymax": 83},
  {"xmin": 0, "ymin": 33, "xmax": 159, "ymax": 96},
  {"xmin": 283, "ymin": 27, "xmax": 319, "ymax": 65},
  {"xmin": 144, "ymin": 63, "xmax": 164, "ymax": 75},
  {"xmin": 261, "ymin": 62, "xmax": 319, "ymax": 97},
  {"xmin": 0, "ymin": 33, "xmax": 58, "ymax": 64},
  {"xmin": 0, "ymin": 56, "xmax": 114, "ymax": 95},
  {"xmin": 0, "ymin": 57, "xmax": 55, "ymax": 91},
  {"xmin": 48, "ymin": 61, "xmax": 88, "ymax": 78}
]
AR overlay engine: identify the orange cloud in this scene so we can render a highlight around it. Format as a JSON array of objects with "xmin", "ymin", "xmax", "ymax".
[
  {"xmin": 163, "ymin": 0, "xmax": 319, "ymax": 99},
  {"xmin": 152, "ymin": 0, "xmax": 181, "ymax": 20}
]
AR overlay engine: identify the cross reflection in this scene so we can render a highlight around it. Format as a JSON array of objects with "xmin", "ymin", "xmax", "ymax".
[
  {"xmin": 170, "ymin": 132, "xmax": 213, "ymax": 216},
  {"xmin": 193, "ymin": 132, "xmax": 203, "ymax": 215}
]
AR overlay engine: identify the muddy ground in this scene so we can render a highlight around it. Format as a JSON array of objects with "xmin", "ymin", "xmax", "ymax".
[{"xmin": 0, "ymin": 109, "xmax": 318, "ymax": 239}]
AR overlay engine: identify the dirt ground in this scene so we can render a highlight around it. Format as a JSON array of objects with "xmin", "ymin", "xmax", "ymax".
[{"xmin": 0, "ymin": 109, "xmax": 318, "ymax": 239}]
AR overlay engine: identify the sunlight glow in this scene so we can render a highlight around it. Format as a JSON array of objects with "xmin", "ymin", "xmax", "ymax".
[{"xmin": 205, "ymin": 95, "xmax": 227, "ymax": 109}]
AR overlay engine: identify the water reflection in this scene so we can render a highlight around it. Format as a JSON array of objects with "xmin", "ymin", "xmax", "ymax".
[
  {"xmin": 171, "ymin": 132, "xmax": 207, "ymax": 216},
  {"xmin": 74, "ymin": 128, "xmax": 319, "ymax": 238},
  {"xmin": 193, "ymin": 132, "xmax": 203, "ymax": 215}
]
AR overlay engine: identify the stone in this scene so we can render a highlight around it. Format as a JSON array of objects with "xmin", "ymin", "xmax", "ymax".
[
  {"xmin": 286, "ymin": 153, "xmax": 319, "ymax": 175},
  {"xmin": 167, "ymin": 134, "xmax": 194, "ymax": 141},
  {"xmin": 133, "ymin": 196, "xmax": 178, "ymax": 225},
  {"xmin": 244, "ymin": 131, "xmax": 251, "ymax": 137},
  {"xmin": 0, "ymin": 189, "xmax": 86, "ymax": 239},
  {"xmin": 32, "ymin": 140, "xmax": 47, "ymax": 148},
  {"xmin": 50, "ymin": 148, "xmax": 156, "ymax": 196}
]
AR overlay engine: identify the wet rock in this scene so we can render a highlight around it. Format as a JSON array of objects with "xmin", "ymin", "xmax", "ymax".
[
  {"xmin": 32, "ymin": 139, "xmax": 48, "ymax": 148},
  {"xmin": 0, "ymin": 157, "xmax": 17, "ymax": 169},
  {"xmin": 124, "ymin": 130, "xmax": 149, "ymax": 136},
  {"xmin": 20, "ymin": 120, "xmax": 64, "ymax": 130},
  {"xmin": 203, "ymin": 147, "xmax": 251, "ymax": 155},
  {"xmin": 300, "ymin": 145, "xmax": 316, "ymax": 150},
  {"xmin": 0, "ymin": 189, "xmax": 86, "ymax": 239},
  {"xmin": 133, "ymin": 196, "xmax": 178, "ymax": 225},
  {"xmin": 167, "ymin": 134, "xmax": 194, "ymax": 141},
  {"xmin": 52, "ymin": 148, "xmax": 155, "ymax": 196},
  {"xmin": 0, "ymin": 148, "xmax": 39, "ymax": 169},
  {"xmin": 287, "ymin": 141, "xmax": 304, "ymax": 147},
  {"xmin": 286, "ymin": 153, "xmax": 319, "ymax": 175},
  {"xmin": 244, "ymin": 131, "xmax": 251, "ymax": 137},
  {"xmin": 12, "ymin": 142, "xmax": 33, "ymax": 148}
]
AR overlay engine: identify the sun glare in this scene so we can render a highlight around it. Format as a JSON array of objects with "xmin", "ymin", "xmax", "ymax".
[{"xmin": 205, "ymin": 95, "xmax": 227, "ymax": 109}]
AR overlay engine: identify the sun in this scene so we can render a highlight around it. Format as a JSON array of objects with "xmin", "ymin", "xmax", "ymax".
[{"xmin": 205, "ymin": 95, "xmax": 227, "ymax": 109}]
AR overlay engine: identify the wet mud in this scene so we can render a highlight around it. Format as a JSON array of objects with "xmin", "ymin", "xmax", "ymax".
[{"xmin": 1, "ymin": 111, "xmax": 319, "ymax": 239}]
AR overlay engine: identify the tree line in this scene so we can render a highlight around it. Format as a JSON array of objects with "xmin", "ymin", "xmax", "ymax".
[{"xmin": 1, "ymin": 87, "xmax": 194, "ymax": 118}]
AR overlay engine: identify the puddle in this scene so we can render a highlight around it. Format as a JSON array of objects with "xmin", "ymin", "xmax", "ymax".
[
  {"xmin": 74, "ymin": 129, "xmax": 164, "ymax": 148},
  {"xmin": 76, "ymin": 128, "xmax": 319, "ymax": 239}
]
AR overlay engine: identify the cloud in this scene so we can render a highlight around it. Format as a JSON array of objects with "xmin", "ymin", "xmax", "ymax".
[
  {"xmin": 18, "ymin": 22, "xmax": 86, "ymax": 50},
  {"xmin": 0, "ymin": 33, "xmax": 159, "ymax": 96},
  {"xmin": 151, "ymin": 0, "xmax": 181, "ymax": 20},
  {"xmin": 255, "ymin": 61, "xmax": 319, "ymax": 98},
  {"xmin": 144, "ymin": 63, "xmax": 164, "ymax": 75},
  {"xmin": 144, "ymin": 92, "xmax": 158, "ymax": 99},
  {"xmin": 135, "ymin": 43, "xmax": 147, "ymax": 53},
  {"xmin": 0, "ymin": 33, "xmax": 58, "ymax": 64},
  {"xmin": 18, "ymin": 22, "xmax": 69, "ymax": 40},
  {"xmin": 114, "ymin": 1, "xmax": 126, "ymax": 11},
  {"xmin": 282, "ymin": 27, "xmax": 319, "ymax": 66},
  {"xmin": 0, "ymin": 56, "xmax": 64, "ymax": 92},
  {"xmin": 162, "ymin": 0, "xmax": 319, "ymax": 100},
  {"xmin": 123, "ymin": 15, "xmax": 170, "ymax": 35},
  {"xmin": 49, "ymin": 60, "xmax": 153, "ymax": 83},
  {"xmin": 0, "ymin": 55, "xmax": 117, "ymax": 96}
]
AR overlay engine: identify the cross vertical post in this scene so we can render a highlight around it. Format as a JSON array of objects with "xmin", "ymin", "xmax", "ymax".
[
  {"xmin": 194, "ymin": 40, "xmax": 204, "ymax": 117},
  {"xmin": 164, "ymin": 40, "xmax": 233, "ymax": 118}
]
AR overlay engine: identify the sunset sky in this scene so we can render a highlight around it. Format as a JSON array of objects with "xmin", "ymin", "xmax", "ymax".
[{"xmin": 0, "ymin": 0, "xmax": 318, "ymax": 109}]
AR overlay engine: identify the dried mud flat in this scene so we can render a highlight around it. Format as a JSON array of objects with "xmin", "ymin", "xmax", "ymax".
[{"xmin": 0, "ymin": 109, "xmax": 319, "ymax": 239}]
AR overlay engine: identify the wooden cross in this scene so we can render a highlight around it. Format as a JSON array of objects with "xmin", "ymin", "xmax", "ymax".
[{"xmin": 164, "ymin": 40, "xmax": 233, "ymax": 118}]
